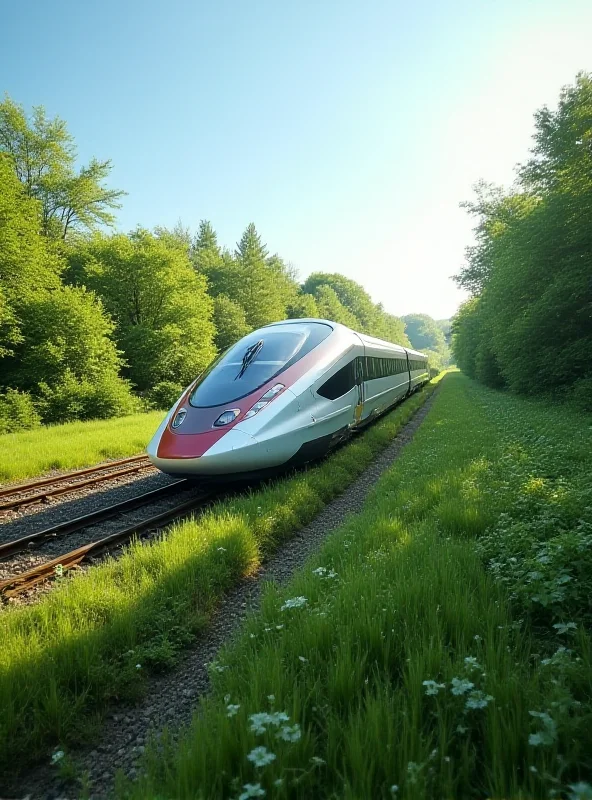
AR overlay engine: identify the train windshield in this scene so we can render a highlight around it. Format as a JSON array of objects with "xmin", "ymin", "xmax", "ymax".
[{"xmin": 189, "ymin": 323, "xmax": 332, "ymax": 407}]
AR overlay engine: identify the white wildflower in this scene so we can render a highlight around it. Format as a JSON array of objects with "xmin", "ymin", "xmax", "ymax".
[
  {"xmin": 267, "ymin": 694, "xmax": 275, "ymax": 703},
  {"xmin": 456, "ymin": 724, "xmax": 468, "ymax": 734},
  {"xmin": 390, "ymin": 786, "xmax": 399, "ymax": 795},
  {"xmin": 273, "ymin": 778, "xmax": 284, "ymax": 787},
  {"xmin": 277, "ymin": 723, "xmax": 301, "ymax": 742},
  {"xmin": 135, "ymin": 663, "xmax": 142, "ymax": 670},
  {"xmin": 51, "ymin": 750, "xmax": 64, "ymax": 765},
  {"xmin": 327, "ymin": 569, "xmax": 338, "ymax": 579},
  {"xmin": 311, "ymin": 756, "xmax": 326, "ymax": 765},
  {"xmin": 281, "ymin": 596, "xmax": 308, "ymax": 611},
  {"xmin": 465, "ymin": 690, "xmax": 493, "ymax": 710},
  {"xmin": 422, "ymin": 680, "xmax": 445, "ymax": 696},
  {"xmin": 217, "ymin": 547, "xmax": 227, "ymax": 552},
  {"xmin": 298, "ymin": 656, "xmax": 308, "ymax": 663},
  {"xmin": 474, "ymin": 634, "xmax": 482, "ymax": 642},
  {"xmin": 226, "ymin": 704, "xmax": 240, "ymax": 717},
  {"xmin": 239, "ymin": 783, "xmax": 266, "ymax": 799},
  {"xmin": 249, "ymin": 711, "xmax": 289, "ymax": 735},
  {"xmin": 247, "ymin": 746, "xmax": 276, "ymax": 768},
  {"xmin": 451, "ymin": 677, "xmax": 474, "ymax": 695},
  {"xmin": 276, "ymin": 625, "xmax": 284, "ymax": 630},
  {"xmin": 312, "ymin": 567, "xmax": 327, "ymax": 576},
  {"xmin": 224, "ymin": 694, "xmax": 231, "ymax": 704},
  {"xmin": 54, "ymin": 564, "xmax": 64, "ymax": 578},
  {"xmin": 464, "ymin": 656, "xmax": 481, "ymax": 670}
]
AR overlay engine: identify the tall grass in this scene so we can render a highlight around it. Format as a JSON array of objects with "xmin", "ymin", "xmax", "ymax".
[
  {"xmin": 124, "ymin": 373, "xmax": 592, "ymax": 799},
  {"xmin": 0, "ymin": 382, "xmax": 438, "ymax": 779},
  {"xmin": 0, "ymin": 411, "xmax": 164, "ymax": 483}
]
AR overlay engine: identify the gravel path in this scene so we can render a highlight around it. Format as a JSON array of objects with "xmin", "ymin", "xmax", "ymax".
[{"xmin": 4, "ymin": 394, "xmax": 435, "ymax": 800}]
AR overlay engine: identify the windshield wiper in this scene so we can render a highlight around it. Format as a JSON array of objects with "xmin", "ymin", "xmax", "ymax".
[{"xmin": 235, "ymin": 340, "xmax": 264, "ymax": 380}]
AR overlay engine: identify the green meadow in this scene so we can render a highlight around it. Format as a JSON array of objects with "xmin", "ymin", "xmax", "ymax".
[{"xmin": 0, "ymin": 411, "xmax": 164, "ymax": 483}]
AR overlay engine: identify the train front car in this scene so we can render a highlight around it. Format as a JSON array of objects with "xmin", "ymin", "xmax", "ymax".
[{"xmin": 146, "ymin": 319, "xmax": 361, "ymax": 479}]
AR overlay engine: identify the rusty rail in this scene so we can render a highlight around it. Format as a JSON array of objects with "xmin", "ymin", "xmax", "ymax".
[
  {"xmin": 0, "ymin": 456, "xmax": 154, "ymax": 511},
  {"xmin": 0, "ymin": 492, "xmax": 210, "ymax": 598}
]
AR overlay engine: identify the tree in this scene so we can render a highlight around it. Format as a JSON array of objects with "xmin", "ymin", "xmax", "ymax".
[
  {"xmin": 286, "ymin": 292, "xmax": 319, "ymax": 319},
  {"xmin": 67, "ymin": 229, "xmax": 217, "ymax": 390},
  {"xmin": 453, "ymin": 73, "xmax": 592, "ymax": 401},
  {"xmin": 212, "ymin": 294, "xmax": 251, "ymax": 351},
  {"xmin": 302, "ymin": 272, "xmax": 409, "ymax": 344},
  {"xmin": 0, "ymin": 96, "xmax": 124, "ymax": 239},
  {"xmin": 0, "ymin": 153, "xmax": 135, "ymax": 420},
  {"xmin": 313, "ymin": 284, "xmax": 360, "ymax": 328},
  {"xmin": 402, "ymin": 314, "xmax": 449, "ymax": 362},
  {"xmin": 232, "ymin": 223, "xmax": 289, "ymax": 329}
]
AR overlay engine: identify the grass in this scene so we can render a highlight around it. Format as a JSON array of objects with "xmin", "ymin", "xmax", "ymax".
[
  {"xmin": 0, "ymin": 379, "xmax": 440, "ymax": 781},
  {"xmin": 0, "ymin": 411, "xmax": 164, "ymax": 484},
  {"xmin": 120, "ymin": 373, "xmax": 592, "ymax": 800}
]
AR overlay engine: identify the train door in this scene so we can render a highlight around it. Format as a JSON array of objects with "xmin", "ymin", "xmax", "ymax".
[{"xmin": 354, "ymin": 356, "xmax": 365, "ymax": 424}]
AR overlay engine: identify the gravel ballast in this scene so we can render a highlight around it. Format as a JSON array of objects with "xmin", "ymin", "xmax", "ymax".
[{"xmin": 5, "ymin": 393, "xmax": 436, "ymax": 800}]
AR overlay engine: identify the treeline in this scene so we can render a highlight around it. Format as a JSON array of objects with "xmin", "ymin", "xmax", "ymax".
[
  {"xmin": 452, "ymin": 73, "xmax": 592, "ymax": 410},
  {"xmin": 0, "ymin": 96, "xmax": 439, "ymax": 432}
]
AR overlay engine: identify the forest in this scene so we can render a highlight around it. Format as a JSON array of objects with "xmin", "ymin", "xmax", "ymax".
[
  {"xmin": 452, "ymin": 72, "xmax": 592, "ymax": 410},
  {"xmin": 0, "ymin": 96, "xmax": 449, "ymax": 433}
]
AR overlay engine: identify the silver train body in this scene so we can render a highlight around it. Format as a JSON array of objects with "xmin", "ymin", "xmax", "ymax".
[{"xmin": 147, "ymin": 319, "xmax": 429, "ymax": 478}]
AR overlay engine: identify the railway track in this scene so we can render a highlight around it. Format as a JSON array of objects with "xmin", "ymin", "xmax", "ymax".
[
  {"xmin": 0, "ymin": 482, "xmax": 211, "ymax": 599},
  {"xmin": 0, "ymin": 455, "xmax": 155, "ymax": 512}
]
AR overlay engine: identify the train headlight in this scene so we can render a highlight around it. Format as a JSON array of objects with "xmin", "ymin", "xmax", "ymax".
[
  {"xmin": 260, "ymin": 383, "xmax": 284, "ymax": 400},
  {"xmin": 171, "ymin": 408, "xmax": 187, "ymax": 429},
  {"xmin": 213, "ymin": 409, "xmax": 241, "ymax": 427},
  {"xmin": 244, "ymin": 384, "xmax": 285, "ymax": 419},
  {"xmin": 244, "ymin": 401, "xmax": 268, "ymax": 419}
]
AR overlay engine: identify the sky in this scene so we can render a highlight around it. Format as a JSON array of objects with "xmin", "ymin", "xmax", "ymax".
[{"xmin": 2, "ymin": 0, "xmax": 592, "ymax": 320}]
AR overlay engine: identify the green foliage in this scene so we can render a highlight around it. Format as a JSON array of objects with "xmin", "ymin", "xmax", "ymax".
[
  {"xmin": 37, "ymin": 370, "xmax": 139, "ymax": 423},
  {"xmin": 302, "ymin": 272, "xmax": 410, "ymax": 344},
  {"xmin": 313, "ymin": 284, "xmax": 360, "ymax": 328},
  {"xmin": 0, "ymin": 389, "xmax": 41, "ymax": 434},
  {"xmin": 4, "ymin": 285, "xmax": 125, "ymax": 392},
  {"xmin": 145, "ymin": 381, "xmax": 184, "ymax": 411},
  {"xmin": 285, "ymin": 292, "xmax": 319, "ymax": 320},
  {"xmin": 232, "ymin": 224, "xmax": 291, "ymax": 329},
  {"xmin": 0, "ymin": 96, "xmax": 124, "ymax": 239},
  {"xmin": 454, "ymin": 73, "xmax": 592, "ymax": 400},
  {"xmin": 402, "ymin": 313, "xmax": 447, "ymax": 353},
  {"xmin": 67, "ymin": 229, "xmax": 217, "ymax": 391},
  {"xmin": 212, "ymin": 294, "xmax": 250, "ymax": 351}
]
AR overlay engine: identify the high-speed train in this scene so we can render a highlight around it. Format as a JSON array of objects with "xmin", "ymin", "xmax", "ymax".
[{"xmin": 147, "ymin": 318, "xmax": 429, "ymax": 479}]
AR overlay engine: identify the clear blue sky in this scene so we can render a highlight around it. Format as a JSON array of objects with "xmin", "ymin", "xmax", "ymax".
[{"xmin": 3, "ymin": 0, "xmax": 591, "ymax": 319}]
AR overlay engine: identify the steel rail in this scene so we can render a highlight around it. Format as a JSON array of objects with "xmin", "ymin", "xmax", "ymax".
[
  {"xmin": 0, "ymin": 479, "xmax": 188, "ymax": 560},
  {"xmin": 0, "ymin": 455, "xmax": 149, "ymax": 499},
  {"xmin": 0, "ymin": 492, "xmax": 211, "ymax": 598},
  {"xmin": 0, "ymin": 458, "xmax": 155, "ymax": 511}
]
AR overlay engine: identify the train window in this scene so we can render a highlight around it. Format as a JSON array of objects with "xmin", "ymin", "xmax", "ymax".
[
  {"xmin": 189, "ymin": 322, "xmax": 332, "ymax": 407},
  {"xmin": 317, "ymin": 360, "xmax": 356, "ymax": 400}
]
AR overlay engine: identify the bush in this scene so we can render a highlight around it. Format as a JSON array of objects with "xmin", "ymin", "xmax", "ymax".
[
  {"xmin": 569, "ymin": 375, "xmax": 592, "ymax": 412},
  {"xmin": 0, "ymin": 389, "xmax": 41, "ymax": 434},
  {"xmin": 145, "ymin": 381, "xmax": 183, "ymax": 411},
  {"xmin": 37, "ymin": 371, "xmax": 139, "ymax": 424}
]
